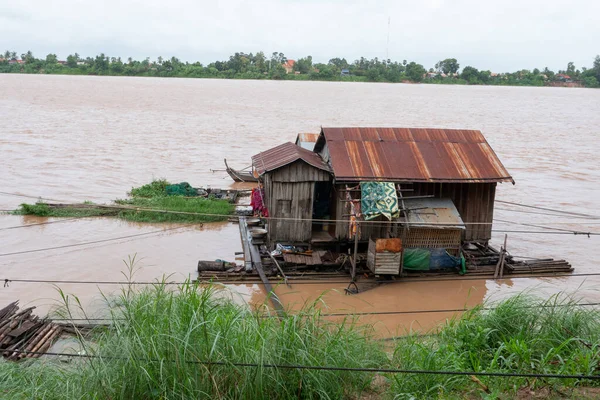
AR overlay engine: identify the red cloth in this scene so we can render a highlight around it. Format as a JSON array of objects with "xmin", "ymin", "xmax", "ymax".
[{"xmin": 251, "ymin": 188, "xmax": 269, "ymax": 217}]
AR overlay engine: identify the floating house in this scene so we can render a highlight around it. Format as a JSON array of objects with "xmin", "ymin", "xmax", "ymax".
[{"xmin": 251, "ymin": 127, "xmax": 513, "ymax": 267}]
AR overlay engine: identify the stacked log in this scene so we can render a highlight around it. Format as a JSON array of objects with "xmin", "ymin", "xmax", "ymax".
[{"xmin": 0, "ymin": 301, "xmax": 63, "ymax": 361}]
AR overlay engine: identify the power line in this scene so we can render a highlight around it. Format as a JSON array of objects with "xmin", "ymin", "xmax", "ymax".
[
  {"xmin": 495, "ymin": 207, "xmax": 595, "ymax": 219},
  {"xmin": 3, "ymin": 190, "xmax": 600, "ymax": 227},
  {"xmin": 0, "ymin": 226, "xmax": 192, "ymax": 257},
  {"xmin": 495, "ymin": 200, "xmax": 600, "ymax": 220},
  {"xmin": 4, "ymin": 271, "xmax": 600, "ymax": 289},
  {"xmin": 45, "ymin": 301, "xmax": 600, "ymax": 321},
  {"xmin": 0, "ymin": 217, "xmax": 86, "ymax": 231},
  {"xmin": 0, "ymin": 191, "xmax": 73, "ymax": 203},
  {"xmin": 7, "ymin": 349, "xmax": 600, "ymax": 380}
]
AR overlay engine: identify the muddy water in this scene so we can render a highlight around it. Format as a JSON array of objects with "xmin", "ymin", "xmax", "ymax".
[{"xmin": 1, "ymin": 74, "xmax": 599, "ymax": 335}]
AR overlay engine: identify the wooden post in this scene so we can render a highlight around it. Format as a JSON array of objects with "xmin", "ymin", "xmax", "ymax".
[
  {"xmin": 499, "ymin": 234, "xmax": 507, "ymax": 279},
  {"xmin": 494, "ymin": 234, "xmax": 508, "ymax": 280},
  {"xmin": 351, "ymin": 221, "xmax": 359, "ymax": 281}
]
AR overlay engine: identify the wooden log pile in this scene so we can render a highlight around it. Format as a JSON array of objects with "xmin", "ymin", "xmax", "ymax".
[
  {"xmin": 463, "ymin": 242, "xmax": 573, "ymax": 275},
  {"xmin": 0, "ymin": 301, "xmax": 63, "ymax": 361}
]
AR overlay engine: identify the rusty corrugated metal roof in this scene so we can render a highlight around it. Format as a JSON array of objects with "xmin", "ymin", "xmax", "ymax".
[
  {"xmin": 295, "ymin": 133, "xmax": 320, "ymax": 151},
  {"xmin": 252, "ymin": 142, "xmax": 331, "ymax": 175},
  {"xmin": 318, "ymin": 127, "xmax": 513, "ymax": 183}
]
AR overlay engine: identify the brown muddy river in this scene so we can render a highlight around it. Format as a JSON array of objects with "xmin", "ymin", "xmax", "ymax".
[{"xmin": 1, "ymin": 74, "xmax": 599, "ymax": 337}]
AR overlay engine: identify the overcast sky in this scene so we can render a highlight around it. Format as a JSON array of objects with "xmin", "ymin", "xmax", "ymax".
[{"xmin": 1, "ymin": 0, "xmax": 598, "ymax": 72}]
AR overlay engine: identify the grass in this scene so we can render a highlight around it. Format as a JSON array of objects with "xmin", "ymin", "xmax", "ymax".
[
  {"xmin": 0, "ymin": 288, "xmax": 599, "ymax": 399},
  {"xmin": 14, "ymin": 180, "xmax": 234, "ymax": 223},
  {"xmin": 16, "ymin": 202, "xmax": 116, "ymax": 218},
  {"xmin": 115, "ymin": 196, "xmax": 233, "ymax": 223},
  {"xmin": 389, "ymin": 294, "xmax": 600, "ymax": 398},
  {"xmin": 0, "ymin": 282, "xmax": 385, "ymax": 399},
  {"xmin": 128, "ymin": 179, "xmax": 170, "ymax": 198}
]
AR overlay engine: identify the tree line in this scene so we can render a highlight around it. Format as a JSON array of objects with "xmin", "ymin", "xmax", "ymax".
[{"xmin": 2, "ymin": 50, "xmax": 599, "ymax": 88}]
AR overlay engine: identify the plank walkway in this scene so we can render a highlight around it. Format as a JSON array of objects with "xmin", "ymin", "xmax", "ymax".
[{"xmin": 239, "ymin": 218, "xmax": 286, "ymax": 317}]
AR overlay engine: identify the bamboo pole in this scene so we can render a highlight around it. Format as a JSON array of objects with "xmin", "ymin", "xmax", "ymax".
[
  {"xmin": 351, "ymin": 221, "xmax": 359, "ymax": 281},
  {"xmin": 28, "ymin": 324, "xmax": 61, "ymax": 358}
]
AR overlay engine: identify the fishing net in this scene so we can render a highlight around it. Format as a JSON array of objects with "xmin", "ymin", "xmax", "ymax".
[{"xmin": 165, "ymin": 182, "xmax": 198, "ymax": 197}]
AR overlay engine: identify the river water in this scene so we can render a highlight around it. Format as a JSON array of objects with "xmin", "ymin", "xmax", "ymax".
[{"xmin": 1, "ymin": 74, "xmax": 599, "ymax": 337}]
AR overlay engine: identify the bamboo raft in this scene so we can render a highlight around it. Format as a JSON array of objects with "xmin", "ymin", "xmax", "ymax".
[
  {"xmin": 197, "ymin": 240, "xmax": 572, "ymax": 282},
  {"xmin": 0, "ymin": 302, "xmax": 63, "ymax": 361}
]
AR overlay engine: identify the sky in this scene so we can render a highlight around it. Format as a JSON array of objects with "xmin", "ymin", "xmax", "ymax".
[{"xmin": 1, "ymin": 0, "xmax": 598, "ymax": 72}]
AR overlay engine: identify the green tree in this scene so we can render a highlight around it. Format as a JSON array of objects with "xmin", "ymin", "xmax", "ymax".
[
  {"xmin": 582, "ymin": 76, "xmax": 599, "ymax": 88},
  {"xmin": 21, "ymin": 50, "xmax": 35, "ymax": 64},
  {"xmin": 66, "ymin": 54, "xmax": 78, "ymax": 68},
  {"xmin": 461, "ymin": 66, "xmax": 480, "ymax": 84},
  {"xmin": 93, "ymin": 53, "xmax": 109, "ymax": 73},
  {"xmin": 435, "ymin": 58, "xmax": 459, "ymax": 74},
  {"xmin": 328, "ymin": 58, "xmax": 348, "ymax": 69},
  {"xmin": 566, "ymin": 62, "xmax": 575, "ymax": 75},
  {"xmin": 45, "ymin": 54, "xmax": 58, "ymax": 64},
  {"xmin": 270, "ymin": 52, "xmax": 286, "ymax": 66},
  {"xmin": 294, "ymin": 56, "xmax": 313, "ymax": 74},
  {"xmin": 270, "ymin": 63, "xmax": 286, "ymax": 79},
  {"xmin": 405, "ymin": 62, "xmax": 426, "ymax": 82},
  {"xmin": 592, "ymin": 55, "xmax": 600, "ymax": 82}
]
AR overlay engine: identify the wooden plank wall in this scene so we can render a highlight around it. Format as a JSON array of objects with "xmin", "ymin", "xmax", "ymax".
[
  {"xmin": 333, "ymin": 183, "xmax": 390, "ymax": 241},
  {"xmin": 411, "ymin": 182, "xmax": 496, "ymax": 242},
  {"xmin": 333, "ymin": 182, "xmax": 496, "ymax": 242},
  {"xmin": 264, "ymin": 161, "xmax": 330, "ymax": 244}
]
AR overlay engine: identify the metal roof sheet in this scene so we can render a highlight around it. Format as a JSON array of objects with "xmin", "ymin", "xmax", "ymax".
[
  {"xmin": 252, "ymin": 142, "xmax": 331, "ymax": 175},
  {"xmin": 295, "ymin": 133, "xmax": 320, "ymax": 151},
  {"xmin": 402, "ymin": 198, "xmax": 465, "ymax": 229},
  {"xmin": 318, "ymin": 127, "xmax": 513, "ymax": 183}
]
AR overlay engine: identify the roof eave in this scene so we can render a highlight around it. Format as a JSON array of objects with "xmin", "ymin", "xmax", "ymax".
[{"xmin": 333, "ymin": 176, "xmax": 514, "ymax": 184}]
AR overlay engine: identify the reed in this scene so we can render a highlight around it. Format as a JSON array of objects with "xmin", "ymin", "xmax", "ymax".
[
  {"xmin": 389, "ymin": 293, "xmax": 600, "ymax": 398},
  {"xmin": 1, "ymin": 287, "xmax": 600, "ymax": 399},
  {"xmin": 0, "ymin": 282, "xmax": 385, "ymax": 399}
]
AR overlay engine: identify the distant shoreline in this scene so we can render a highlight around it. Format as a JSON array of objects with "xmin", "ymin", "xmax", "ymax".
[
  {"xmin": 2, "ymin": 51, "xmax": 598, "ymax": 88},
  {"xmin": 1, "ymin": 70, "xmax": 593, "ymax": 90}
]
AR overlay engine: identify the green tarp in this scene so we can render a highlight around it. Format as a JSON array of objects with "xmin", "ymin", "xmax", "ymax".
[
  {"xmin": 360, "ymin": 182, "xmax": 399, "ymax": 220},
  {"xmin": 402, "ymin": 248, "xmax": 467, "ymax": 274},
  {"xmin": 402, "ymin": 248, "xmax": 431, "ymax": 271}
]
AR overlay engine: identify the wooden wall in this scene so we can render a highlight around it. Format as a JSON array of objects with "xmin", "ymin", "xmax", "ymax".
[
  {"xmin": 410, "ymin": 182, "xmax": 497, "ymax": 242},
  {"xmin": 333, "ymin": 182, "xmax": 497, "ymax": 243},
  {"xmin": 263, "ymin": 161, "xmax": 330, "ymax": 244},
  {"xmin": 333, "ymin": 184, "xmax": 392, "ymax": 241}
]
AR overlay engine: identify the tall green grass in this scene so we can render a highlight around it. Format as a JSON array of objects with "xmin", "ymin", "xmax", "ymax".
[
  {"xmin": 1, "ymin": 288, "xmax": 600, "ymax": 399},
  {"xmin": 16, "ymin": 202, "xmax": 116, "ymax": 217},
  {"xmin": 128, "ymin": 179, "xmax": 170, "ymax": 198},
  {"xmin": 390, "ymin": 294, "xmax": 600, "ymax": 398},
  {"xmin": 0, "ymin": 282, "xmax": 385, "ymax": 399},
  {"xmin": 115, "ymin": 196, "xmax": 233, "ymax": 223}
]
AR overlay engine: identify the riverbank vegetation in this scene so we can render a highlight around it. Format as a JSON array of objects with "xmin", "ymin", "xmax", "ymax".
[
  {"xmin": 14, "ymin": 180, "xmax": 233, "ymax": 223},
  {"xmin": 0, "ymin": 284, "xmax": 599, "ymax": 399},
  {"xmin": 2, "ymin": 49, "xmax": 599, "ymax": 88}
]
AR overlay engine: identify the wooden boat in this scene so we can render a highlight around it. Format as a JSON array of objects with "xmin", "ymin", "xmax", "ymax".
[{"xmin": 224, "ymin": 158, "xmax": 258, "ymax": 182}]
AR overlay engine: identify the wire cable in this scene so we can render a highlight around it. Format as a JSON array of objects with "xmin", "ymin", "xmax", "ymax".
[
  {"xmin": 3, "ymin": 190, "xmax": 600, "ymax": 227},
  {"xmin": 4, "ymin": 272, "xmax": 600, "ymax": 287},
  {"xmin": 0, "ymin": 217, "xmax": 86, "ymax": 231},
  {"xmin": 0, "ymin": 226, "xmax": 192, "ymax": 257},
  {"xmin": 44, "ymin": 301, "xmax": 600, "ymax": 321},
  {"xmin": 6, "ymin": 349, "xmax": 600, "ymax": 380},
  {"xmin": 496, "ymin": 200, "xmax": 600, "ymax": 219}
]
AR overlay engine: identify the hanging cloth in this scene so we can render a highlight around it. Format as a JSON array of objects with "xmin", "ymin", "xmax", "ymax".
[
  {"xmin": 346, "ymin": 190, "xmax": 361, "ymax": 238},
  {"xmin": 360, "ymin": 181, "xmax": 399, "ymax": 221}
]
